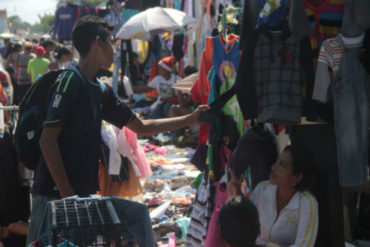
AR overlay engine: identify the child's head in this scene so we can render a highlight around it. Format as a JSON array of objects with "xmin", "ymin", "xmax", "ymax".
[
  {"xmin": 219, "ymin": 196, "xmax": 260, "ymax": 247},
  {"xmin": 158, "ymin": 56, "xmax": 176, "ymax": 79},
  {"xmin": 72, "ymin": 15, "xmax": 114, "ymax": 69}
]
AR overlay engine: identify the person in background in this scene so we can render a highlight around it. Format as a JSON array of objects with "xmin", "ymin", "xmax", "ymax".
[
  {"xmin": 55, "ymin": 47, "xmax": 73, "ymax": 70},
  {"xmin": 218, "ymin": 195, "xmax": 260, "ymax": 247},
  {"xmin": 27, "ymin": 46, "xmax": 50, "ymax": 83},
  {"xmin": 104, "ymin": 0, "xmax": 125, "ymax": 36},
  {"xmin": 228, "ymin": 145, "xmax": 318, "ymax": 247},
  {"xmin": 14, "ymin": 41, "xmax": 35, "ymax": 104},
  {"xmin": 42, "ymin": 40, "xmax": 58, "ymax": 70},
  {"xmin": 0, "ymin": 38, "xmax": 11, "ymax": 59}
]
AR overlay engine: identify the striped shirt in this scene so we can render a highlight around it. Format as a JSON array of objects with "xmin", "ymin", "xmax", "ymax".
[
  {"xmin": 313, "ymin": 34, "xmax": 364, "ymax": 102},
  {"xmin": 252, "ymin": 181, "xmax": 318, "ymax": 247},
  {"xmin": 303, "ymin": 0, "xmax": 346, "ymax": 62}
]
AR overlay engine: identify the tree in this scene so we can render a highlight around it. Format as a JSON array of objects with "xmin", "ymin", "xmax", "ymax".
[
  {"xmin": 80, "ymin": 0, "xmax": 106, "ymax": 5},
  {"xmin": 31, "ymin": 13, "xmax": 55, "ymax": 34},
  {"xmin": 8, "ymin": 15, "xmax": 31, "ymax": 34}
]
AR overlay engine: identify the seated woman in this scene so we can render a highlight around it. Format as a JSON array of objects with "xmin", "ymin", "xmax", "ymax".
[{"xmin": 229, "ymin": 145, "xmax": 318, "ymax": 247}]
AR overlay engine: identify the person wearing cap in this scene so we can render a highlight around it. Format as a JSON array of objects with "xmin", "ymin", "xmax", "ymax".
[
  {"xmin": 27, "ymin": 46, "xmax": 50, "ymax": 83},
  {"xmin": 146, "ymin": 56, "xmax": 181, "ymax": 119}
]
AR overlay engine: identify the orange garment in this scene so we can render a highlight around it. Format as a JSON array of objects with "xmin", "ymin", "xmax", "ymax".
[
  {"xmin": 0, "ymin": 84, "xmax": 7, "ymax": 104},
  {"xmin": 98, "ymin": 161, "xmax": 143, "ymax": 199}
]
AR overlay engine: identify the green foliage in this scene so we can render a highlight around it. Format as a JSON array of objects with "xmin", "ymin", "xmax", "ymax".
[
  {"xmin": 31, "ymin": 13, "xmax": 55, "ymax": 34},
  {"xmin": 80, "ymin": 0, "xmax": 106, "ymax": 5},
  {"xmin": 8, "ymin": 15, "xmax": 32, "ymax": 33}
]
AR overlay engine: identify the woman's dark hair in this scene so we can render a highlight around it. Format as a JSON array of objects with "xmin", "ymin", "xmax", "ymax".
[
  {"xmin": 219, "ymin": 196, "xmax": 260, "ymax": 247},
  {"xmin": 284, "ymin": 145, "xmax": 316, "ymax": 192},
  {"xmin": 72, "ymin": 15, "xmax": 113, "ymax": 57},
  {"xmin": 56, "ymin": 47, "xmax": 72, "ymax": 60}
]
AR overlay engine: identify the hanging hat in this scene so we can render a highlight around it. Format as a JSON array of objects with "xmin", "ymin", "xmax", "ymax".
[
  {"xmin": 35, "ymin": 45, "xmax": 46, "ymax": 55},
  {"xmin": 158, "ymin": 56, "xmax": 176, "ymax": 72}
]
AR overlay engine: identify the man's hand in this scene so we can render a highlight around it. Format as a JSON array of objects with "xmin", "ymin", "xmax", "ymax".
[{"xmin": 189, "ymin": 104, "xmax": 209, "ymax": 125}]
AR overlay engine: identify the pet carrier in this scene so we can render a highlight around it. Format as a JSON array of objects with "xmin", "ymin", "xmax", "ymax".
[{"xmin": 41, "ymin": 197, "xmax": 126, "ymax": 247}]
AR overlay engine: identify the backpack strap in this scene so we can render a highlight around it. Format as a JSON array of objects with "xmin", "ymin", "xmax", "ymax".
[{"xmin": 68, "ymin": 66, "xmax": 87, "ymax": 85}]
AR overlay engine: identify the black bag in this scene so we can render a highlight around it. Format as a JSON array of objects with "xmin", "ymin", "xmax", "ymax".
[{"xmin": 14, "ymin": 70, "xmax": 65, "ymax": 170}]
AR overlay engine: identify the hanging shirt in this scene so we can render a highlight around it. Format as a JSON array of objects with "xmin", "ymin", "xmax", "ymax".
[
  {"xmin": 252, "ymin": 181, "xmax": 319, "ymax": 247},
  {"xmin": 313, "ymin": 33, "xmax": 364, "ymax": 102},
  {"xmin": 53, "ymin": 4, "xmax": 77, "ymax": 41},
  {"xmin": 210, "ymin": 34, "xmax": 244, "ymax": 134},
  {"xmin": 302, "ymin": 0, "xmax": 346, "ymax": 62},
  {"xmin": 256, "ymin": 0, "xmax": 288, "ymax": 28}
]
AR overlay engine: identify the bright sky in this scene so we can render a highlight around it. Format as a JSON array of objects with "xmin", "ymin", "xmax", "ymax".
[{"xmin": 0, "ymin": 0, "xmax": 59, "ymax": 24}]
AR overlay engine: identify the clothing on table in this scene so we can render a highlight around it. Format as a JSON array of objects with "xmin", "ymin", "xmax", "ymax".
[
  {"xmin": 328, "ymin": 35, "xmax": 369, "ymax": 186},
  {"xmin": 313, "ymin": 33, "xmax": 365, "ymax": 102},
  {"xmin": 32, "ymin": 67, "xmax": 135, "ymax": 198},
  {"xmin": 53, "ymin": 4, "xmax": 77, "ymax": 41},
  {"xmin": 252, "ymin": 181, "xmax": 318, "ymax": 247},
  {"xmin": 302, "ymin": 0, "xmax": 346, "ymax": 62},
  {"xmin": 27, "ymin": 58, "xmax": 50, "ymax": 83}
]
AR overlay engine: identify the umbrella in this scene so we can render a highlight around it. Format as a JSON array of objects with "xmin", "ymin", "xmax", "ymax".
[
  {"xmin": 172, "ymin": 73, "xmax": 198, "ymax": 94},
  {"xmin": 0, "ymin": 32, "xmax": 15, "ymax": 39},
  {"xmin": 116, "ymin": 7, "xmax": 197, "ymax": 40}
]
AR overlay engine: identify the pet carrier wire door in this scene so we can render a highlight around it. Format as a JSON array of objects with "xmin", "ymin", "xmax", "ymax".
[{"xmin": 50, "ymin": 198, "xmax": 125, "ymax": 247}]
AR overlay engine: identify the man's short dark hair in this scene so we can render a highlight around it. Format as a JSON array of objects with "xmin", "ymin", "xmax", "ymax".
[
  {"xmin": 219, "ymin": 196, "xmax": 260, "ymax": 247},
  {"xmin": 72, "ymin": 15, "xmax": 113, "ymax": 57}
]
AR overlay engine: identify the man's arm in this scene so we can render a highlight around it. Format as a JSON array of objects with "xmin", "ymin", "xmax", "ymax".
[
  {"xmin": 39, "ymin": 125, "xmax": 75, "ymax": 198},
  {"xmin": 126, "ymin": 104, "xmax": 209, "ymax": 135}
]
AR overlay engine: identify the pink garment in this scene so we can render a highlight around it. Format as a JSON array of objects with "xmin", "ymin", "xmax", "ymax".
[
  {"xmin": 124, "ymin": 128, "xmax": 153, "ymax": 178},
  {"xmin": 204, "ymin": 182, "xmax": 229, "ymax": 247}
]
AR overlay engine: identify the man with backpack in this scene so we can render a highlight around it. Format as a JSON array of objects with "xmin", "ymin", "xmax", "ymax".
[{"xmin": 26, "ymin": 15, "xmax": 208, "ymax": 244}]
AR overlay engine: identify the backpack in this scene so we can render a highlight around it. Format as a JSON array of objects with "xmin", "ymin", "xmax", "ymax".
[{"xmin": 15, "ymin": 67, "xmax": 88, "ymax": 170}]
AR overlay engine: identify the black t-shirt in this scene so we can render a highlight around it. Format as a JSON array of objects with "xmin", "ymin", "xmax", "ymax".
[{"xmin": 32, "ymin": 68, "xmax": 134, "ymax": 198}]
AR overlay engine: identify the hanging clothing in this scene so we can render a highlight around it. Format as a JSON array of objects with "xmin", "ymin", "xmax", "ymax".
[
  {"xmin": 313, "ymin": 33, "xmax": 365, "ymax": 102},
  {"xmin": 236, "ymin": 0, "xmax": 310, "ymax": 121},
  {"xmin": 185, "ymin": 173, "xmax": 212, "ymax": 247},
  {"xmin": 302, "ymin": 0, "xmax": 346, "ymax": 62},
  {"xmin": 315, "ymin": 34, "xmax": 370, "ymax": 186},
  {"xmin": 53, "ymin": 4, "xmax": 77, "ymax": 41},
  {"xmin": 204, "ymin": 183, "xmax": 229, "ymax": 247}
]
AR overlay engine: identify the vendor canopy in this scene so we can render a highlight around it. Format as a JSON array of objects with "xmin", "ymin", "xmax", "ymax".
[{"xmin": 116, "ymin": 7, "xmax": 197, "ymax": 40}]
